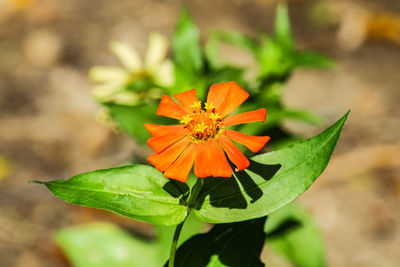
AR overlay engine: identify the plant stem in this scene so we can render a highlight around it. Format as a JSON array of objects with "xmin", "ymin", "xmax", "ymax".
[
  {"xmin": 168, "ymin": 218, "xmax": 186, "ymax": 267},
  {"xmin": 168, "ymin": 178, "xmax": 204, "ymax": 267}
]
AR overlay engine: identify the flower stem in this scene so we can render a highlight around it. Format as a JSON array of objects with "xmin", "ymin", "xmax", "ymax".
[
  {"xmin": 168, "ymin": 218, "xmax": 186, "ymax": 267},
  {"xmin": 168, "ymin": 178, "xmax": 204, "ymax": 267}
]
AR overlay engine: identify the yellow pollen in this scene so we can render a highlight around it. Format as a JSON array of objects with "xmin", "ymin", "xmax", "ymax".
[
  {"xmin": 205, "ymin": 102, "xmax": 215, "ymax": 111},
  {"xmin": 180, "ymin": 114, "xmax": 193, "ymax": 125},
  {"xmin": 193, "ymin": 121, "xmax": 207, "ymax": 133},
  {"xmin": 190, "ymin": 101, "xmax": 202, "ymax": 109},
  {"xmin": 208, "ymin": 112, "xmax": 221, "ymax": 121},
  {"xmin": 180, "ymin": 102, "xmax": 223, "ymax": 142}
]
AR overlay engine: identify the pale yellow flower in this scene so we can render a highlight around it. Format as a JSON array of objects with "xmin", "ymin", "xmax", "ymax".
[{"xmin": 89, "ymin": 32, "xmax": 174, "ymax": 106}]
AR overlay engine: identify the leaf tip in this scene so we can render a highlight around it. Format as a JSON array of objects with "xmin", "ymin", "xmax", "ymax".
[
  {"xmin": 342, "ymin": 110, "xmax": 351, "ymax": 121},
  {"xmin": 28, "ymin": 179, "xmax": 46, "ymax": 184}
]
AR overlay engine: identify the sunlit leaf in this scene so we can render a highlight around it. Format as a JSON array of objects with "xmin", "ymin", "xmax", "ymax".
[
  {"xmin": 165, "ymin": 217, "xmax": 266, "ymax": 267},
  {"xmin": 194, "ymin": 112, "xmax": 349, "ymax": 223},
  {"xmin": 34, "ymin": 112, "xmax": 348, "ymax": 227},
  {"xmin": 56, "ymin": 222, "xmax": 158, "ymax": 267},
  {"xmin": 265, "ymin": 203, "xmax": 326, "ymax": 267},
  {"xmin": 33, "ymin": 165, "xmax": 189, "ymax": 225}
]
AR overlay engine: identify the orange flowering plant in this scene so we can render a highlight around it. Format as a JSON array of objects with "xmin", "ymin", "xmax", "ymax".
[
  {"xmin": 33, "ymin": 86, "xmax": 348, "ymax": 266},
  {"xmin": 32, "ymin": 4, "xmax": 349, "ymax": 267}
]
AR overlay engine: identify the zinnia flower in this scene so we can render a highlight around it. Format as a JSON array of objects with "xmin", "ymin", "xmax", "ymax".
[
  {"xmin": 89, "ymin": 32, "xmax": 174, "ymax": 106},
  {"xmin": 145, "ymin": 81, "xmax": 270, "ymax": 182}
]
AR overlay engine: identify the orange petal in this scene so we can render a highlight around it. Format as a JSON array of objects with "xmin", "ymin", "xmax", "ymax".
[
  {"xmin": 218, "ymin": 135, "xmax": 250, "ymax": 171},
  {"xmin": 223, "ymin": 108, "xmax": 266, "ymax": 126},
  {"xmin": 174, "ymin": 89, "xmax": 199, "ymax": 110},
  {"xmin": 144, "ymin": 124, "xmax": 185, "ymax": 137},
  {"xmin": 147, "ymin": 127, "xmax": 188, "ymax": 153},
  {"xmin": 225, "ymin": 129, "xmax": 270, "ymax": 153},
  {"xmin": 156, "ymin": 95, "xmax": 187, "ymax": 120},
  {"xmin": 164, "ymin": 143, "xmax": 197, "ymax": 182},
  {"xmin": 207, "ymin": 139, "xmax": 232, "ymax": 177},
  {"xmin": 194, "ymin": 142, "xmax": 212, "ymax": 178},
  {"xmin": 206, "ymin": 81, "xmax": 249, "ymax": 117},
  {"xmin": 147, "ymin": 137, "xmax": 191, "ymax": 172}
]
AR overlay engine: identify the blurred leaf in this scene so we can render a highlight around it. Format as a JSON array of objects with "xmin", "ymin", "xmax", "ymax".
[
  {"xmin": 274, "ymin": 3, "xmax": 293, "ymax": 49},
  {"xmin": 255, "ymin": 35, "xmax": 291, "ymax": 78},
  {"xmin": 56, "ymin": 222, "xmax": 158, "ymax": 267},
  {"xmin": 173, "ymin": 65, "xmax": 208, "ymax": 98},
  {"xmin": 172, "ymin": 8, "xmax": 203, "ymax": 74},
  {"xmin": 155, "ymin": 212, "xmax": 204, "ymax": 265},
  {"xmin": 204, "ymin": 35, "xmax": 219, "ymax": 68},
  {"xmin": 292, "ymin": 50, "xmax": 335, "ymax": 69},
  {"xmin": 237, "ymin": 108, "xmax": 325, "ymax": 138},
  {"xmin": 171, "ymin": 8, "xmax": 208, "ymax": 96},
  {"xmin": 265, "ymin": 203, "xmax": 326, "ymax": 267},
  {"xmin": 209, "ymin": 31, "xmax": 258, "ymax": 53},
  {"xmin": 208, "ymin": 66, "xmax": 246, "ymax": 87},
  {"xmin": 194, "ymin": 112, "xmax": 349, "ymax": 223},
  {"xmin": 34, "ymin": 165, "xmax": 189, "ymax": 225},
  {"xmin": 106, "ymin": 103, "xmax": 173, "ymax": 144},
  {"xmin": 266, "ymin": 108, "xmax": 326, "ymax": 128},
  {"xmin": 165, "ymin": 217, "xmax": 266, "ymax": 267}
]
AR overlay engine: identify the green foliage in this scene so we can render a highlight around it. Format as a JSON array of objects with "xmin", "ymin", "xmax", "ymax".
[
  {"xmin": 34, "ymin": 112, "xmax": 348, "ymax": 227},
  {"xmin": 56, "ymin": 222, "xmax": 158, "ymax": 267},
  {"xmin": 238, "ymin": 108, "xmax": 326, "ymax": 137},
  {"xmin": 202, "ymin": 3, "xmax": 334, "ymax": 141},
  {"xmin": 33, "ymin": 165, "xmax": 189, "ymax": 225},
  {"xmin": 56, "ymin": 217, "xmax": 204, "ymax": 267},
  {"xmin": 172, "ymin": 8, "xmax": 207, "ymax": 96},
  {"xmin": 173, "ymin": 8, "xmax": 203, "ymax": 74},
  {"xmin": 274, "ymin": 3, "xmax": 293, "ymax": 49},
  {"xmin": 98, "ymin": 4, "xmax": 333, "ymax": 142},
  {"xmin": 165, "ymin": 217, "xmax": 266, "ymax": 267},
  {"xmin": 265, "ymin": 203, "xmax": 326, "ymax": 267},
  {"xmin": 194, "ymin": 112, "xmax": 348, "ymax": 223},
  {"xmin": 41, "ymin": 4, "xmax": 346, "ymax": 266},
  {"xmin": 255, "ymin": 3, "xmax": 334, "ymax": 80}
]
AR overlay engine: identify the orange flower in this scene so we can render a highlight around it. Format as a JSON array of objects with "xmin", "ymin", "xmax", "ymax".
[{"xmin": 145, "ymin": 81, "xmax": 270, "ymax": 182}]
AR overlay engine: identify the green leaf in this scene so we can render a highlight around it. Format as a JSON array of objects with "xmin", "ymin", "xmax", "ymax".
[
  {"xmin": 165, "ymin": 217, "xmax": 266, "ymax": 267},
  {"xmin": 106, "ymin": 103, "xmax": 173, "ymax": 144},
  {"xmin": 208, "ymin": 31, "xmax": 258, "ymax": 53},
  {"xmin": 274, "ymin": 3, "xmax": 293, "ymax": 49},
  {"xmin": 172, "ymin": 8, "xmax": 203, "ymax": 73},
  {"xmin": 208, "ymin": 66, "xmax": 246, "ymax": 87},
  {"xmin": 266, "ymin": 108, "xmax": 326, "ymax": 127},
  {"xmin": 34, "ymin": 165, "xmax": 188, "ymax": 225},
  {"xmin": 56, "ymin": 222, "xmax": 158, "ymax": 267},
  {"xmin": 173, "ymin": 65, "xmax": 208, "ymax": 98},
  {"xmin": 293, "ymin": 50, "xmax": 335, "ymax": 69},
  {"xmin": 256, "ymin": 36, "xmax": 291, "ymax": 78},
  {"xmin": 265, "ymin": 203, "xmax": 326, "ymax": 267},
  {"xmin": 194, "ymin": 111, "xmax": 349, "ymax": 223},
  {"xmin": 237, "ymin": 108, "xmax": 326, "ymax": 137}
]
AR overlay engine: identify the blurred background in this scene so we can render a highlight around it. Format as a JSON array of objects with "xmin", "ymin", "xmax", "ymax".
[{"xmin": 0, "ymin": 0, "xmax": 399, "ymax": 266}]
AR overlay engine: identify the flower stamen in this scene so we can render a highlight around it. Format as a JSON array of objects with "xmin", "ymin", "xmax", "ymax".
[{"xmin": 182, "ymin": 101, "xmax": 223, "ymax": 142}]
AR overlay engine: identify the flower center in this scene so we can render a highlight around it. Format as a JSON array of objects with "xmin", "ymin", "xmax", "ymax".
[{"xmin": 180, "ymin": 101, "xmax": 223, "ymax": 142}]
